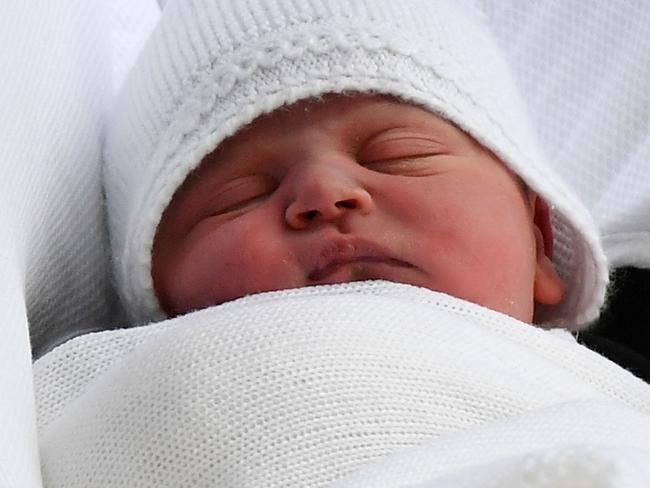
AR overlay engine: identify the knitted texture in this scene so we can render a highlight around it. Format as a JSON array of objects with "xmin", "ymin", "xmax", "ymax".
[
  {"xmin": 1, "ymin": 0, "xmax": 114, "ymax": 360},
  {"xmin": 0, "ymin": 0, "xmax": 158, "ymax": 359},
  {"xmin": 34, "ymin": 282, "xmax": 650, "ymax": 487},
  {"xmin": 334, "ymin": 401, "xmax": 650, "ymax": 487},
  {"xmin": 103, "ymin": 0, "xmax": 608, "ymax": 328},
  {"xmin": 479, "ymin": 1, "xmax": 650, "ymax": 268},
  {"xmin": 0, "ymin": 1, "xmax": 158, "ymax": 487}
]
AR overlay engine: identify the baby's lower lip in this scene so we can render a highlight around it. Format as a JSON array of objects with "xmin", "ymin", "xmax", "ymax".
[{"xmin": 308, "ymin": 257, "xmax": 412, "ymax": 282}]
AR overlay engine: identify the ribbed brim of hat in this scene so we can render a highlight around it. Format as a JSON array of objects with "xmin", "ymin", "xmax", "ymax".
[{"xmin": 103, "ymin": 0, "xmax": 608, "ymax": 328}]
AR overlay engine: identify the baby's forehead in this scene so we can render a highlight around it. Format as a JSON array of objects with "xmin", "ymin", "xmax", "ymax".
[
  {"xmin": 178, "ymin": 93, "xmax": 525, "ymax": 197},
  {"xmin": 213, "ymin": 93, "xmax": 460, "ymax": 155}
]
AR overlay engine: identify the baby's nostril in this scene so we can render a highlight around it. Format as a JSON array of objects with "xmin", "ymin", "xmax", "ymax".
[
  {"xmin": 336, "ymin": 199, "xmax": 357, "ymax": 209},
  {"xmin": 303, "ymin": 209, "xmax": 319, "ymax": 220}
]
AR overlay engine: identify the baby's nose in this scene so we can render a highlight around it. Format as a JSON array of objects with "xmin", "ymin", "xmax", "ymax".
[{"xmin": 284, "ymin": 167, "xmax": 373, "ymax": 230}]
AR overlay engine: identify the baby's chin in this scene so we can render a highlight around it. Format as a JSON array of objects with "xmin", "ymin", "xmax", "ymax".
[
  {"xmin": 306, "ymin": 270, "xmax": 536, "ymax": 325},
  {"xmin": 164, "ymin": 264, "xmax": 535, "ymax": 326}
]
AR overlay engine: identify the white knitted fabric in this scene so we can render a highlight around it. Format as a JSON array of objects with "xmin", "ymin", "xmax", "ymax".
[
  {"xmin": 34, "ymin": 282, "xmax": 650, "ymax": 487},
  {"xmin": 0, "ymin": 1, "xmax": 158, "ymax": 486},
  {"xmin": 479, "ymin": 1, "xmax": 650, "ymax": 268},
  {"xmin": 103, "ymin": 0, "xmax": 608, "ymax": 328},
  {"xmin": 333, "ymin": 401, "xmax": 650, "ymax": 487},
  {"xmin": 0, "ymin": 0, "xmax": 157, "ymax": 359}
]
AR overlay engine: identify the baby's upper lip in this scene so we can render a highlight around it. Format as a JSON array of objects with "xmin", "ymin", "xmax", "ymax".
[{"xmin": 307, "ymin": 237, "xmax": 412, "ymax": 282}]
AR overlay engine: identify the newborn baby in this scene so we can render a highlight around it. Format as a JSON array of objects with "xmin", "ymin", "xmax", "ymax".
[
  {"xmin": 152, "ymin": 93, "xmax": 564, "ymax": 323},
  {"xmin": 104, "ymin": 0, "xmax": 608, "ymax": 329},
  {"xmin": 52, "ymin": 2, "xmax": 619, "ymax": 485}
]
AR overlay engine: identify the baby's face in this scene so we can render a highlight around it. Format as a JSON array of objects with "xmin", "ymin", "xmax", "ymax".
[{"xmin": 152, "ymin": 95, "xmax": 563, "ymax": 322}]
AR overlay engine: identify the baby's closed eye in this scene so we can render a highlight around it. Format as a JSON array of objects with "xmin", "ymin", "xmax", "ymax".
[
  {"xmin": 203, "ymin": 175, "xmax": 275, "ymax": 217},
  {"xmin": 358, "ymin": 129, "xmax": 449, "ymax": 175}
]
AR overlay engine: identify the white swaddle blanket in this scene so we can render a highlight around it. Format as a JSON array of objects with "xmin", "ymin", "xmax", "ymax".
[{"xmin": 34, "ymin": 282, "xmax": 650, "ymax": 487}]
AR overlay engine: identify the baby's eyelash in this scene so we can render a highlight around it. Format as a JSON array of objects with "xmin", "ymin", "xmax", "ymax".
[
  {"xmin": 204, "ymin": 176, "xmax": 276, "ymax": 217},
  {"xmin": 358, "ymin": 131, "xmax": 448, "ymax": 163},
  {"xmin": 210, "ymin": 193, "xmax": 269, "ymax": 216},
  {"xmin": 362, "ymin": 154, "xmax": 445, "ymax": 176}
]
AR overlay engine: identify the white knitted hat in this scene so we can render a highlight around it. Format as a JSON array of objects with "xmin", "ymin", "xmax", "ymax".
[{"xmin": 103, "ymin": 0, "xmax": 608, "ymax": 327}]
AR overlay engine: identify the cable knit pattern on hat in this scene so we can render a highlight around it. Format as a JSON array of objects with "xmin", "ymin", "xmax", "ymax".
[{"xmin": 103, "ymin": 0, "xmax": 608, "ymax": 327}]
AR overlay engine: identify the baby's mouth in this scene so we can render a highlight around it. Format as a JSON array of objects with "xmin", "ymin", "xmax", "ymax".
[{"xmin": 307, "ymin": 238, "xmax": 413, "ymax": 282}]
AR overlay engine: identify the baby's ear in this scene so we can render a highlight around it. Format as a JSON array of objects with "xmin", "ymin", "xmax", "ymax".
[{"xmin": 532, "ymin": 195, "xmax": 565, "ymax": 305}]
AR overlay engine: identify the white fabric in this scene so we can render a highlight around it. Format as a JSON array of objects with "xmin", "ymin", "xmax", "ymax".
[
  {"xmin": 0, "ymin": 1, "xmax": 159, "ymax": 486},
  {"xmin": 333, "ymin": 401, "xmax": 650, "ymax": 488},
  {"xmin": 0, "ymin": 0, "xmax": 159, "ymax": 355},
  {"xmin": 35, "ymin": 282, "xmax": 650, "ymax": 487},
  {"xmin": 103, "ymin": 0, "xmax": 607, "ymax": 328},
  {"xmin": 479, "ymin": 1, "xmax": 650, "ymax": 267}
]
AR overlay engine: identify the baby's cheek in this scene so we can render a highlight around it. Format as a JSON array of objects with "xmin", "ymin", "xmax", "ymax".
[
  {"xmin": 420, "ymin": 204, "xmax": 535, "ymax": 316},
  {"xmin": 197, "ymin": 218, "xmax": 301, "ymax": 304},
  {"xmin": 467, "ymin": 223, "xmax": 537, "ymax": 320}
]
